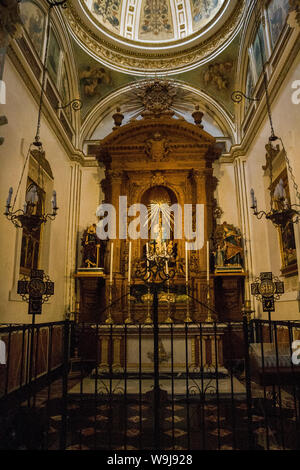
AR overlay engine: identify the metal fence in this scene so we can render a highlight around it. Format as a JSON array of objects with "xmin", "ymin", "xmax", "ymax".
[{"xmin": 1, "ymin": 318, "xmax": 300, "ymax": 450}]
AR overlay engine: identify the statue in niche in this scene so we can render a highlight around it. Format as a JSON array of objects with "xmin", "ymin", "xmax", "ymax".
[
  {"xmin": 145, "ymin": 132, "xmax": 170, "ymax": 161},
  {"xmin": 213, "ymin": 222, "xmax": 244, "ymax": 272},
  {"xmin": 214, "ymin": 244, "xmax": 225, "ymax": 267},
  {"xmin": 81, "ymin": 224, "xmax": 106, "ymax": 269},
  {"xmin": 223, "ymin": 224, "xmax": 243, "ymax": 266}
]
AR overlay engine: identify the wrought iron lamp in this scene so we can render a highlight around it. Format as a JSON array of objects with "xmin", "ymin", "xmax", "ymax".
[{"xmin": 3, "ymin": 1, "xmax": 69, "ymax": 231}]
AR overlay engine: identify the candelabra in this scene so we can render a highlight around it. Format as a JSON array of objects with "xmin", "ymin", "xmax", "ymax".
[
  {"xmin": 3, "ymin": 1, "xmax": 71, "ymax": 231},
  {"xmin": 135, "ymin": 240, "xmax": 177, "ymax": 450}
]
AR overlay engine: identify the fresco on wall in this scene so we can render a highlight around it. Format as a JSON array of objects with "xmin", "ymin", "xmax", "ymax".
[
  {"xmin": 47, "ymin": 29, "xmax": 61, "ymax": 85},
  {"xmin": 84, "ymin": 0, "xmax": 121, "ymax": 33},
  {"xmin": 252, "ymin": 22, "xmax": 266, "ymax": 81},
  {"xmin": 139, "ymin": 0, "xmax": 174, "ymax": 40},
  {"xmin": 79, "ymin": 66, "xmax": 112, "ymax": 97},
  {"xmin": 175, "ymin": 33, "xmax": 240, "ymax": 116},
  {"xmin": 74, "ymin": 42, "xmax": 136, "ymax": 118},
  {"xmin": 203, "ymin": 61, "xmax": 233, "ymax": 91},
  {"xmin": 267, "ymin": 0, "xmax": 290, "ymax": 49},
  {"xmin": 191, "ymin": 0, "xmax": 225, "ymax": 31},
  {"xmin": 19, "ymin": 0, "xmax": 45, "ymax": 56}
]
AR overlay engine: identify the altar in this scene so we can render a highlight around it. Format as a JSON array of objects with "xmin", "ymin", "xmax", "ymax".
[{"xmin": 93, "ymin": 323, "xmax": 226, "ymax": 373}]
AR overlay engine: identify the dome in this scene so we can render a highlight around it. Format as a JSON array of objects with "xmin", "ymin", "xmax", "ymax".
[
  {"xmin": 65, "ymin": 0, "xmax": 243, "ymax": 74},
  {"xmin": 82, "ymin": 0, "xmax": 226, "ymax": 45}
]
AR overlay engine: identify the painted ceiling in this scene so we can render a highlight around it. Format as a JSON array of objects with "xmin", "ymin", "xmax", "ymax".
[
  {"xmin": 82, "ymin": 0, "xmax": 226, "ymax": 43},
  {"xmin": 66, "ymin": 0, "xmax": 243, "ymax": 74}
]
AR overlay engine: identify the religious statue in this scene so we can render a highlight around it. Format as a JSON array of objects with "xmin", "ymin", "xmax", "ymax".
[
  {"xmin": 214, "ymin": 244, "xmax": 225, "ymax": 267},
  {"xmin": 223, "ymin": 224, "xmax": 243, "ymax": 267},
  {"xmin": 213, "ymin": 222, "xmax": 244, "ymax": 272},
  {"xmin": 81, "ymin": 224, "xmax": 105, "ymax": 269},
  {"xmin": 262, "ymin": 141, "xmax": 280, "ymax": 171}
]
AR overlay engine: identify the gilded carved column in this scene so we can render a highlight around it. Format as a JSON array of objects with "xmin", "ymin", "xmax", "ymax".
[{"xmin": 65, "ymin": 162, "xmax": 82, "ymax": 315}]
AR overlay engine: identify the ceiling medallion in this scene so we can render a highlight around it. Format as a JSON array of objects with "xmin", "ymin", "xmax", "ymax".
[{"xmin": 64, "ymin": 1, "xmax": 245, "ymax": 74}]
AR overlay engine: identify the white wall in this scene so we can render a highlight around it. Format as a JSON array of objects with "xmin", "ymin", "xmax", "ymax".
[
  {"xmin": 245, "ymin": 49, "xmax": 300, "ymax": 320},
  {"xmin": 0, "ymin": 58, "xmax": 73, "ymax": 323}
]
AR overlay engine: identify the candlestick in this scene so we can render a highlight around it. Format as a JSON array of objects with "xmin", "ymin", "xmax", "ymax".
[
  {"xmin": 110, "ymin": 242, "xmax": 114, "ymax": 283},
  {"xmin": 128, "ymin": 241, "xmax": 132, "ymax": 284},
  {"xmin": 185, "ymin": 241, "xmax": 189, "ymax": 283},
  {"xmin": 6, "ymin": 187, "xmax": 13, "ymax": 207},
  {"xmin": 105, "ymin": 280, "xmax": 114, "ymax": 324},
  {"xmin": 207, "ymin": 241, "xmax": 209, "ymax": 282},
  {"xmin": 165, "ymin": 260, "xmax": 173, "ymax": 324},
  {"xmin": 144, "ymin": 242, "xmax": 152, "ymax": 324},
  {"xmin": 52, "ymin": 190, "xmax": 57, "ymax": 210},
  {"xmin": 125, "ymin": 241, "xmax": 133, "ymax": 324},
  {"xmin": 250, "ymin": 188, "xmax": 255, "ymax": 208}
]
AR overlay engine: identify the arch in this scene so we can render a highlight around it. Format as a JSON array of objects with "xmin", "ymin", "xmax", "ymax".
[{"xmin": 79, "ymin": 80, "xmax": 237, "ymax": 149}]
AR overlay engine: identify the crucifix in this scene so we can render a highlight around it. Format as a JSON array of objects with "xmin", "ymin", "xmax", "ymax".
[
  {"xmin": 251, "ymin": 272, "xmax": 284, "ymax": 341},
  {"xmin": 17, "ymin": 269, "xmax": 54, "ymax": 405},
  {"xmin": 17, "ymin": 269, "xmax": 54, "ymax": 319}
]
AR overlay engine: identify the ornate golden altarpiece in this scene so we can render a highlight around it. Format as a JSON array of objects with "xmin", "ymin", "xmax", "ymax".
[{"xmin": 92, "ymin": 106, "xmax": 221, "ymax": 324}]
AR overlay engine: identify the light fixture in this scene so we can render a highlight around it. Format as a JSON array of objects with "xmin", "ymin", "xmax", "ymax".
[{"xmin": 3, "ymin": 1, "xmax": 67, "ymax": 231}]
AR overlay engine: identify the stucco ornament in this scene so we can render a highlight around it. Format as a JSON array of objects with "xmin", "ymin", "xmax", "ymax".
[{"xmin": 0, "ymin": 0, "xmax": 23, "ymax": 48}]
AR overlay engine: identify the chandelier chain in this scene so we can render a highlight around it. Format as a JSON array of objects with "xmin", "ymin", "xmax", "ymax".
[
  {"xmin": 35, "ymin": 6, "xmax": 53, "ymax": 143},
  {"xmin": 253, "ymin": 0, "xmax": 276, "ymax": 140}
]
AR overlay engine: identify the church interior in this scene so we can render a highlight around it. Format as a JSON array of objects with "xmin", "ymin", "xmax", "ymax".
[{"xmin": 0, "ymin": 0, "xmax": 300, "ymax": 452}]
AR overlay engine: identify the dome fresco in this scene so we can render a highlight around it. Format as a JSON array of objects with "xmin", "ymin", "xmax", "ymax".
[{"xmin": 82, "ymin": 0, "xmax": 226, "ymax": 44}]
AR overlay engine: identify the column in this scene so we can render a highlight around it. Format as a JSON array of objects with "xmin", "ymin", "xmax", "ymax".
[
  {"xmin": 100, "ymin": 336, "xmax": 109, "ymax": 368},
  {"xmin": 112, "ymin": 336, "xmax": 122, "ymax": 370},
  {"xmin": 64, "ymin": 162, "xmax": 82, "ymax": 314}
]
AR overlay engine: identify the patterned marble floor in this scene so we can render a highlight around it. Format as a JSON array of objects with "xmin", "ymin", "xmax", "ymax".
[{"xmin": 1, "ymin": 373, "xmax": 299, "ymax": 450}]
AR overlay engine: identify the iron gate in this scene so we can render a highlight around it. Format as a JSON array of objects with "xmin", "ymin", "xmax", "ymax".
[{"xmin": 1, "ymin": 318, "xmax": 300, "ymax": 450}]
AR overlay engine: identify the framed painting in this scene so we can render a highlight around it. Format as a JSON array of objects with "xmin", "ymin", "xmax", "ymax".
[
  {"xmin": 60, "ymin": 63, "xmax": 71, "ymax": 120},
  {"xmin": 47, "ymin": 29, "xmax": 61, "ymax": 85},
  {"xmin": 267, "ymin": 0, "xmax": 290, "ymax": 49},
  {"xmin": 245, "ymin": 61, "xmax": 254, "ymax": 114},
  {"xmin": 252, "ymin": 22, "xmax": 266, "ymax": 82},
  {"xmin": 19, "ymin": 0, "xmax": 46, "ymax": 57}
]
